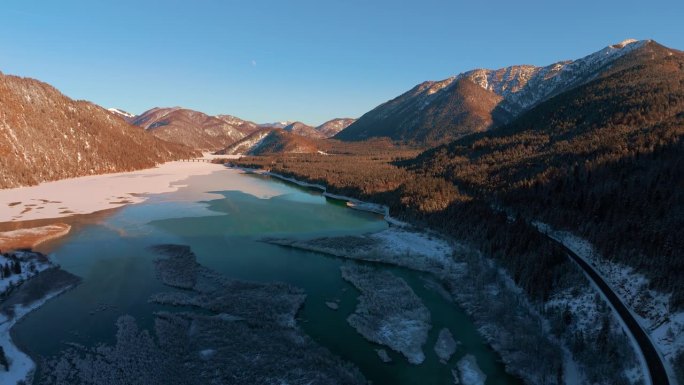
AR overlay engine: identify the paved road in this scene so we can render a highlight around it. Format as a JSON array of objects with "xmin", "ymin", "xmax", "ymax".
[{"xmin": 550, "ymin": 239, "xmax": 670, "ymax": 385}]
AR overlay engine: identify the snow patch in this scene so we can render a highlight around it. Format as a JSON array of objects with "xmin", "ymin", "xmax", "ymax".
[
  {"xmin": 613, "ymin": 39, "xmax": 639, "ymax": 48},
  {"xmin": 369, "ymin": 228, "xmax": 452, "ymax": 265},
  {"xmin": 456, "ymin": 355, "xmax": 486, "ymax": 385},
  {"xmin": 0, "ymin": 252, "xmax": 52, "ymax": 294},
  {"xmin": 107, "ymin": 108, "xmax": 134, "ymax": 118}
]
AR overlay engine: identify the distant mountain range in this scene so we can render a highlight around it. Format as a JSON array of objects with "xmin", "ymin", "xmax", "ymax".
[
  {"xmin": 313, "ymin": 118, "xmax": 356, "ymax": 138},
  {"xmin": 216, "ymin": 129, "xmax": 319, "ymax": 156},
  {"xmin": 282, "ymin": 119, "xmax": 354, "ymax": 139},
  {"xmin": 0, "ymin": 74, "xmax": 197, "ymax": 189},
  {"xmin": 258, "ymin": 121, "xmax": 294, "ymax": 129},
  {"xmin": 336, "ymin": 39, "xmax": 653, "ymax": 145},
  {"xmin": 282, "ymin": 122, "xmax": 319, "ymax": 138},
  {"xmin": 115, "ymin": 109, "xmax": 351, "ymax": 150},
  {"xmin": 126, "ymin": 107, "xmax": 253, "ymax": 151}
]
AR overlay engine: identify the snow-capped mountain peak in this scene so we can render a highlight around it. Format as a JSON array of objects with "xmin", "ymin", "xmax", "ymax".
[
  {"xmin": 450, "ymin": 39, "xmax": 650, "ymax": 114},
  {"xmin": 107, "ymin": 108, "xmax": 135, "ymax": 119},
  {"xmin": 336, "ymin": 39, "xmax": 660, "ymax": 145},
  {"xmin": 259, "ymin": 121, "xmax": 294, "ymax": 129},
  {"xmin": 612, "ymin": 38, "xmax": 639, "ymax": 49}
]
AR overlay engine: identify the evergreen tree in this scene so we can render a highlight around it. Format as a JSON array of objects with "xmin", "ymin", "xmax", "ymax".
[
  {"xmin": 12, "ymin": 261, "xmax": 21, "ymax": 275},
  {"xmin": 0, "ymin": 345, "xmax": 8, "ymax": 371}
]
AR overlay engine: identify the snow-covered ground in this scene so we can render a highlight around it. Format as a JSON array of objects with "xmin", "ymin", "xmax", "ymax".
[
  {"xmin": 455, "ymin": 354, "xmax": 487, "ymax": 385},
  {"xmin": 546, "ymin": 286, "xmax": 641, "ymax": 384},
  {"xmin": 265, "ymin": 226, "xmax": 461, "ymax": 277},
  {"xmin": 433, "ymin": 328, "xmax": 457, "ymax": 363},
  {"xmin": 535, "ymin": 221, "xmax": 683, "ymax": 384},
  {"xmin": 341, "ymin": 264, "xmax": 431, "ymax": 365},
  {"xmin": 0, "ymin": 251, "xmax": 52, "ymax": 295},
  {"xmin": 368, "ymin": 227, "xmax": 453, "ymax": 264}
]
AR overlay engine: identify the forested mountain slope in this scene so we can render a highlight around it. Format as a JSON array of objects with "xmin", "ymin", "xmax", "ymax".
[
  {"xmin": 335, "ymin": 78, "xmax": 507, "ymax": 145},
  {"xmin": 409, "ymin": 40, "xmax": 684, "ymax": 308},
  {"xmin": 336, "ymin": 39, "xmax": 653, "ymax": 145},
  {"xmin": 216, "ymin": 129, "xmax": 319, "ymax": 156},
  {"xmin": 0, "ymin": 73, "xmax": 198, "ymax": 189}
]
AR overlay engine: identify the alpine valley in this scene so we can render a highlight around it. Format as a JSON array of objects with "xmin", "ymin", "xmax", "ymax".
[{"xmin": 0, "ymin": 36, "xmax": 682, "ymax": 385}]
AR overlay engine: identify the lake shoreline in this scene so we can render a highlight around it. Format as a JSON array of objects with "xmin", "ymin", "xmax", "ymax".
[
  {"xmin": 0, "ymin": 266, "xmax": 81, "ymax": 384},
  {"xmin": 5, "ymin": 164, "xmax": 525, "ymax": 385},
  {"xmin": 232, "ymin": 166, "xmax": 408, "ymax": 226}
]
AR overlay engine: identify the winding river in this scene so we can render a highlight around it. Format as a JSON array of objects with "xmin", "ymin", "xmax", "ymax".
[{"xmin": 13, "ymin": 168, "xmax": 522, "ymax": 385}]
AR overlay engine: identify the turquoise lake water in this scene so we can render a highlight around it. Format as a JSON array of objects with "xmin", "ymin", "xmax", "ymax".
[{"xmin": 13, "ymin": 169, "xmax": 522, "ymax": 385}]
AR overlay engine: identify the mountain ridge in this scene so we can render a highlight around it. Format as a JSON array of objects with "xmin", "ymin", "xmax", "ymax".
[{"xmin": 336, "ymin": 39, "xmax": 655, "ymax": 145}]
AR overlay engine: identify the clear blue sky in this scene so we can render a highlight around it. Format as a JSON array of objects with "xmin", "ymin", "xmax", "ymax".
[{"xmin": 1, "ymin": 0, "xmax": 682, "ymax": 125}]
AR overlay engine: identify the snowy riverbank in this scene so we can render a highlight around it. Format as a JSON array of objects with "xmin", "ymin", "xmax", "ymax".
[
  {"xmin": 0, "ymin": 265, "xmax": 80, "ymax": 384},
  {"xmin": 535, "ymin": 221, "xmax": 683, "ymax": 385}
]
